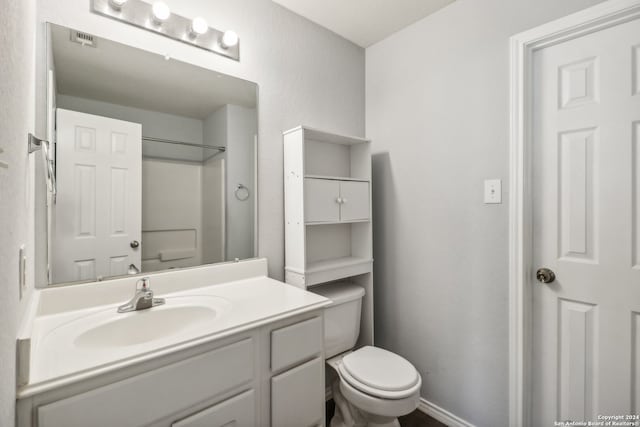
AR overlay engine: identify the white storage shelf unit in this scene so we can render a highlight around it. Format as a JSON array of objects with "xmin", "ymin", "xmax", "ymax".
[
  {"xmin": 284, "ymin": 126, "xmax": 372, "ymax": 286},
  {"xmin": 284, "ymin": 125, "xmax": 374, "ymax": 347}
]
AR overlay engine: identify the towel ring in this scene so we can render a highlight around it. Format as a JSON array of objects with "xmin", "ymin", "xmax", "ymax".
[{"xmin": 235, "ymin": 184, "xmax": 250, "ymax": 201}]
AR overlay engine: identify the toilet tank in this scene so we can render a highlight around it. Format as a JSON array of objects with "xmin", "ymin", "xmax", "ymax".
[{"xmin": 311, "ymin": 283, "xmax": 365, "ymax": 359}]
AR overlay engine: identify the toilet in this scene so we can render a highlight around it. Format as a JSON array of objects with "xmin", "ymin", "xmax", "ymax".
[{"xmin": 313, "ymin": 283, "xmax": 421, "ymax": 427}]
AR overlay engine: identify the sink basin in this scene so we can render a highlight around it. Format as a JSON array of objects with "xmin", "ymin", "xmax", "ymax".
[
  {"xmin": 38, "ymin": 295, "xmax": 233, "ymax": 353},
  {"xmin": 75, "ymin": 305, "xmax": 218, "ymax": 348},
  {"xmin": 30, "ymin": 294, "xmax": 233, "ymax": 383}
]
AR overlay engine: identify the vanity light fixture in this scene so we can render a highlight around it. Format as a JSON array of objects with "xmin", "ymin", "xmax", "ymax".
[
  {"xmin": 220, "ymin": 30, "xmax": 239, "ymax": 49},
  {"xmin": 151, "ymin": 1, "xmax": 170, "ymax": 23},
  {"xmin": 108, "ymin": 0, "xmax": 127, "ymax": 10},
  {"xmin": 190, "ymin": 17, "xmax": 208, "ymax": 37},
  {"xmin": 91, "ymin": 0, "xmax": 240, "ymax": 61}
]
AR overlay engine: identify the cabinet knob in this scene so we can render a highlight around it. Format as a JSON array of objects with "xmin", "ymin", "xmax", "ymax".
[
  {"xmin": 335, "ymin": 197, "xmax": 343, "ymax": 204},
  {"xmin": 342, "ymin": 198, "xmax": 348, "ymax": 203}
]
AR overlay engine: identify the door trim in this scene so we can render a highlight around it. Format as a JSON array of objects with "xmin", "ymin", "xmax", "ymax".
[{"xmin": 508, "ymin": 1, "xmax": 640, "ymax": 426}]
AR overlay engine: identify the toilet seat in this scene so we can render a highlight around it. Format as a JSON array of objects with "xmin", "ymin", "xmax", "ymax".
[{"xmin": 337, "ymin": 346, "xmax": 422, "ymax": 400}]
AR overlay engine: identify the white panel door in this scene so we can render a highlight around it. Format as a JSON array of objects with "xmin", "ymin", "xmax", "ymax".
[
  {"xmin": 52, "ymin": 109, "xmax": 141, "ymax": 283},
  {"xmin": 304, "ymin": 178, "xmax": 340, "ymax": 223},
  {"xmin": 339, "ymin": 181, "xmax": 369, "ymax": 222},
  {"xmin": 532, "ymin": 17, "xmax": 640, "ymax": 424}
]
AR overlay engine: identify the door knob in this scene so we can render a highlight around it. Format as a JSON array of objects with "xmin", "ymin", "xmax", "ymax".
[
  {"xmin": 536, "ymin": 267, "xmax": 555, "ymax": 284},
  {"xmin": 130, "ymin": 240, "xmax": 140, "ymax": 249}
]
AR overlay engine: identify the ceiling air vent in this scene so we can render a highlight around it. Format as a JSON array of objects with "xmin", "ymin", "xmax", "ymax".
[{"xmin": 70, "ymin": 30, "xmax": 97, "ymax": 47}]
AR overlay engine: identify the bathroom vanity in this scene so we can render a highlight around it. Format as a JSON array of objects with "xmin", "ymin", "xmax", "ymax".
[{"xmin": 16, "ymin": 259, "xmax": 330, "ymax": 427}]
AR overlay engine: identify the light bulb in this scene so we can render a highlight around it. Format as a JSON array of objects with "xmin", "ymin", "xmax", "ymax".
[
  {"xmin": 220, "ymin": 30, "xmax": 238, "ymax": 49},
  {"xmin": 108, "ymin": 0, "xmax": 127, "ymax": 10},
  {"xmin": 151, "ymin": 1, "xmax": 170, "ymax": 23},
  {"xmin": 190, "ymin": 17, "xmax": 208, "ymax": 36}
]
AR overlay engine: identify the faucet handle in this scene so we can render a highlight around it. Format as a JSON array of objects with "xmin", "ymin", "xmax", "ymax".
[
  {"xmin": 139, "ymin": 277, "xmax": 155, "ymax": 302},
  {"xmin": 136, "ymin": 277, "xmax": 151, "ymax": 291}
]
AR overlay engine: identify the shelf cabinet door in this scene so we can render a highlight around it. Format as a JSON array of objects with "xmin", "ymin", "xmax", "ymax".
[
  {"xmin": 304, "ymin": 178, "xmax": 340, "ymax": 223},
  {"xmin": 340, "ymin": 181, "xmax": 370, "ymax": 222}
]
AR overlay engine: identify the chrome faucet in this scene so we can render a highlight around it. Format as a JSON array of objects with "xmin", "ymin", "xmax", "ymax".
[{"xmin": 117, "ymin": 277, "xmax": 166, "ymax": 313}]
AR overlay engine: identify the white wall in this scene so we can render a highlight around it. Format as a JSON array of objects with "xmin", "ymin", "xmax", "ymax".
[
  {"xmin": 36, "ymin": 0, "xmax": 365, "ymax": 281},
  {"xmin": 365, "ymin": 0, "xmax": 604, "ymax": 426},
  {"xmin": 0, "ymin": 0, "xmax": 36, "ymax": 425}
]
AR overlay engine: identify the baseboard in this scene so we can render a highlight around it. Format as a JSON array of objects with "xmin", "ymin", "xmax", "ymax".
[{"xmin": 417, "ymin": 397, "xmax": 475, "ymax": 427}]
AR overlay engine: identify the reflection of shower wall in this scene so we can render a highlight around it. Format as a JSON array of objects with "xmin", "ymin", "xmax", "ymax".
[
  {"xmin": 202, "ymin": 157, "xmax": 225, "ymax": 264},
  {"xmin": 141, "ymin": 159, "xmax": 203, "ymax": 272}
]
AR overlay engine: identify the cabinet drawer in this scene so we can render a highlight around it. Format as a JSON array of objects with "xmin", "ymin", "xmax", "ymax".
[
  {"xmin": 172, "ymin": 389, "xmax": 255, "ymax": 427},
  {"xmin": 271, "ymin": 317, "xmax": 323, "ymax": 372},
  {"xmin": 38, "ymin": 338, "xmax": 254, "ymax": 427},
  {"xmin": 305, "ymin": 178, "xmax": 340, "ymax": 223},
  {"xmin": 271, "ymin": 357, "xmax": 324, "ymax": 427}
]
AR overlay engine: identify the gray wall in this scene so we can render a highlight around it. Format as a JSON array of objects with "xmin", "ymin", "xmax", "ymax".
[
  {"xmin": 365, "ymin": 0, "xmax": 603, "ymax": 426},
  {"xmin": 36, "ymin": 0, "xmax": 366, "ymax": 282},
  {"xmin": 0, "ymin": 0, "xmax": 36, "ymax": 425}
]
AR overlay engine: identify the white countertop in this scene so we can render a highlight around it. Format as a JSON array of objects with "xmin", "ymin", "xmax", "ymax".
[{"xmin": 17, "ymin": 260, "xmax": 329, "ymax": 398}]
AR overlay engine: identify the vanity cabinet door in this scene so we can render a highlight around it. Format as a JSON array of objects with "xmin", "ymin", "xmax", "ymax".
[
  {"xmin": 271, "ymin": 316, "xmax": 323, "ymax": 372},
  {"xmin": 172, "ymin": 390, "xmax": 255, "ymax": 427},
  {"xmin": 339, "ymin": 181, "xmax": 369, "ymax": 222},
  {"xmin": 37, "ymin": 338, "xmax": 254, "ymax": 427},
  {"xmin": 304, "ymin": 178, "xmax": 340, "ymax": 223},
  {"xmin": 271, "ymin": 357, "xmax": 324, "ymax": 427}
]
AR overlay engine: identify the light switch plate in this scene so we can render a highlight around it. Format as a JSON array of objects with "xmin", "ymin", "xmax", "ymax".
[{"xmin": 484, "ymin": 179, "xmax": 502, "ymax": 204}]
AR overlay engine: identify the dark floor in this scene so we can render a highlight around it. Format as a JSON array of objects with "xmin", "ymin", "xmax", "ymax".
[{"xmin": 326, "ymin": 400, "xmax": 447, "ymax": 427}]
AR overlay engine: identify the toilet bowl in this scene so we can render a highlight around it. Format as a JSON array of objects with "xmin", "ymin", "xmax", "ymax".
[
  {"xmin": 328, "ymin": 346, "xmax": 422, "ymax": 427},
  {"xmin": 312, "ymin": 284, "xmax": 421, "ymax": 427}
]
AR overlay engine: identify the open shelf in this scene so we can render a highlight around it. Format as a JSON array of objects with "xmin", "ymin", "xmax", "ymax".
[
  {"xmin": 304, "ymin": 174, "xmax": 371, "ymax": 182},
  {"xmin": 304, "ymin": 174, "xmax": 370, "ymax": 183},
  {"xmin": 306, "ymin": 256, "xmax": 372, "ymax": 273},
  {"xmin": 284, "ymin": 125, "xmax": 369, "ymax": 145},
  {"xmin": 305, "ymin": 219, "xmax": 370, "ymax": 226},
  {"xmin": 304, "ymin": 257, "xmax": 372, "ymax": 287},
  {"xmin": 299, "ymin": 127, "xmax": 371, "ymax": 180}
]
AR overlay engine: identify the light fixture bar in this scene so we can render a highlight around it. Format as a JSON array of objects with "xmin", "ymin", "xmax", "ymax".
[{"xmin": 91, "ymin": 0, "xmax": 240, "ymax": 61}]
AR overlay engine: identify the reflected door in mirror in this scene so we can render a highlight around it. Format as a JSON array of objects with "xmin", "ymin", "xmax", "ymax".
[{"xmin": 52, "ymin": 109, "xmax": 142, "ymax": 282}]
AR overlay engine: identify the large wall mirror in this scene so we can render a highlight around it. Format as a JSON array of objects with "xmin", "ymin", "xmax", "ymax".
[{"xmin": 40, "ymin": 23, "xmax": 258, "ymax": 286}]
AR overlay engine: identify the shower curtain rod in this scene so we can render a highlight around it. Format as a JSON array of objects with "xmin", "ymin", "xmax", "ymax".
[{"xmin": 142, "ymin": 136, "xmax": 226, "ymax": 152}]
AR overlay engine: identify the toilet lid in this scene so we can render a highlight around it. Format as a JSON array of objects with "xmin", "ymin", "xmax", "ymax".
[{"xmin": 341, "ymin": 346, "xmax": 420, "ymax": 392}]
